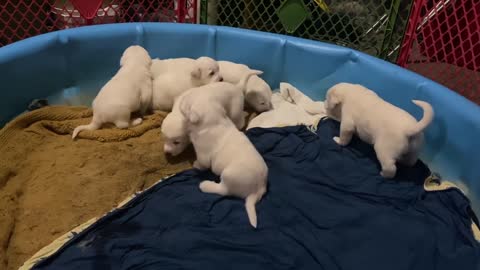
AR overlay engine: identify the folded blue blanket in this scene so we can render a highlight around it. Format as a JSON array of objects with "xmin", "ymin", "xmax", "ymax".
[{"xmin": 33, "ymin": 119, "xmax": 480, "ymax": 270}]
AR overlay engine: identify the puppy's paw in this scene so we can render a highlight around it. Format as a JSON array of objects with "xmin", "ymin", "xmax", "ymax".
[
  {"xmin": 380, "ymin": 169, "xmax": 396, "ymax": 179},
  {"xmin": 199, "ymin": 181, "xmax": 212, "ymax": 193},
  {"xmin": 131, "ymin": 118, "xmax": 143, "ymax": 126},
  {"xmin": 333, "ymin": 136, "xmax": 345, "ymax": 146},
  {"xmin": 193, "ymin": 160, "xmax": 206, "ymax": 170}
]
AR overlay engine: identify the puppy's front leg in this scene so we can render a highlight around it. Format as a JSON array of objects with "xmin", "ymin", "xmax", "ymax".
[
  {"xmin": 193, "ymin": 160, "xmax": 208, "ymax": 170},
  {"xmin": 334, "ymin": 119, "xmax": 354, "ymax": 146},
  {"xmin": 233, "ymin": 113, "xmax": 247, "ymax": 130}
]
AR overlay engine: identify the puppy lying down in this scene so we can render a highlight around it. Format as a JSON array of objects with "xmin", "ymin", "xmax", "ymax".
[
  {"xmin": 325, "ymin": 83, "xmax": 434, "ymax": 178},
  {"xmin": 72, "ymin": 45, "xmax": 153, "ymax": 139},
  {"xmin": 161, "ymin": 70, "xmax": 262, "ymax": 156},
  {"xmin": 150, "ymin": 57, "xmax": 272, "ymax": 112},
  {"xmin": 179, "ymin": 89, "xmax": 268, "ymax": 228},
  {"xmin": 150, "ymin": 57, "xmax": 197, "ymax": 77},
  {"xmin": 151, "ymin": 56, "xmax": 223, "ymax": 111}
]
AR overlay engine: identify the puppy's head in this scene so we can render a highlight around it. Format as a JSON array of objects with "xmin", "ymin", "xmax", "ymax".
[
  {"xmin": 190, "ymin": 57, "xmax": 223, "ymax": 85},
  {"xmin": 246, "ymin": 90, "xmax": 273, "ymax": 113},
  {"xmin": 120, "ymin": 45, "xmax": 152, "ymax": 67},
  {"xmin": 325, "ymin": 86, "xmax": 344, "ymax": 121},
  {"xmin": 161, "ymin": 112, "xmax": 189, "ymax": 156},
  {"xmin": 179, "ymin": 95, "xmax": 226, "ymax": 128}
]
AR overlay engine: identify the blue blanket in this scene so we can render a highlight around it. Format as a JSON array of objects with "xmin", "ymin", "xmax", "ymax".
[{"xmin": 33, "ymin": 119, "xmax": 480, "ymax": 270}]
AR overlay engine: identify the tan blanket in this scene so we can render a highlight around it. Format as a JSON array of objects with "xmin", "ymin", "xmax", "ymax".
[{"xmin": 0, "ymin": 106, "xmax": 195, "ymax": 270}]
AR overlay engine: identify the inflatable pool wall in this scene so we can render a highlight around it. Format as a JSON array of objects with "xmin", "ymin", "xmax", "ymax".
[{"xmin": 0, "ymin": 23, "xmax": 479, "ymax": 207}]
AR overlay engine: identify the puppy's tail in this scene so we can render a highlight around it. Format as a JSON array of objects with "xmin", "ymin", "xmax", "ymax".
[
  {"xmin": 407, "ymin": 100, "xmax": 434, "ymax": 136},
  {"xmin": 237, "ymin": 70, "xmax": 264, "ymax": 93},
  {"xmin": 245, "ymin": 186, "xmax": 266, "ymax": 228},
  {"xmin": 72, "ymin": 117, "xmax": 102, "ymax": 140}
]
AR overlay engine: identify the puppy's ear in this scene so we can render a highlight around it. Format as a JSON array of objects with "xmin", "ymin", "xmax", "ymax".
[
  {"xmin": 179, "ymin": 98, "xmax": 191, "ymax": 120},
  {"xmin": 188, "ymin": 109, "xmax": 200, "ymax": 124},
  {"xmin": 179, "ymin": 97, "xmax": 200, "ymax": 124},
  {"xmin": 190, "ymin": 67, "xmax": 201, "ymax": 79},
  {"xmin": 119, "ymin": 53, "xmax": 127, "ymax": 67},
  {"xmin": 245, "ymin": 91, "xmax": 258, "ymax": 105}
]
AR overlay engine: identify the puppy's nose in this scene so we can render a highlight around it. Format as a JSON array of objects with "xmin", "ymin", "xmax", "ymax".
[{"xmin": 218, "ymin": 76, "xmax": 223, "ymax": 82}]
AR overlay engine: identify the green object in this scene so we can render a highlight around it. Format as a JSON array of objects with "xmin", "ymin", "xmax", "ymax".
[
  {"xmin": 200, "ymin": 0, "xmax": 208, "ymax": 24},
  {"xmin": 379, "ymin": 0, "xmax": 403, "ymax": 59},
  {"xmin": 276, "ymin": 0, "xmax": 310, "ymax": 34}
]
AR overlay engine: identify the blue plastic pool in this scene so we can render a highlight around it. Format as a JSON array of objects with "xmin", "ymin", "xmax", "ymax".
[{"xmin": 0, "ymin": 23, "xmax": 479, "ymax": 210}]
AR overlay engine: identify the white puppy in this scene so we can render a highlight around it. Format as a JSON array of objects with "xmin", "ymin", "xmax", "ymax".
[
  {"xmin": 218, "ymin": 60, "xmax": 273, "ymax": 112},
  {"xmin": 150, "ymin": 57, "xmax": 195, "ymax": 77},
  {"xmin": 72, "ymin": 45, "xmax": 153, "ymax": 139},
  {"xmin": 160, "ymin": 93, "xmax": 190, "ymax": 156},
  {"xmin": 151, "ymin": 56, "xmax": 223, "ymax": 111},
  {"xmin": 324, "ymin": 83, "xmax": 434, "ymax": 178},
  {"xmin": 161, "ymin": 70, "xmax": 262, "ymax": 156},
  {"xmin": 180, "ymin": 94, "xmax": 268, "ymax": 228}
]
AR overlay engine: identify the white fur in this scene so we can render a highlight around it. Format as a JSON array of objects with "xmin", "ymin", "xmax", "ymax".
[
  {"xmin": 161, "ymin": 93, "xmax": 190, "ymax": 156},
  {"xmin": 218, "ymin": 60, "xmax": 273, "ymax": 112},
  {"xmin": 180, "ymin": 94, "xmax": 268, "ymax": 228},
  {"xmin": 151, "ymin": 57, "xmax": 195, "ymax": 78},
  {"xmin": 279, "ymin": 83, "xmax": 326, "ymax": 115},
  {"xmin": 72, "ymin": 45, "xmax": 153, "ymax": 139},
  {"xmin": 150, "ymin": 58, "xmax": 271, "ymax": 112},
  {"xmin": 324, "ymin": 83, "xmax": 434, "ymax": 178},
  {"xmin": 161, "ymin": 71, "xmax": 262, "ymax": 156},
  {"xmin": 151, "ymin": 56, "xmax": 223, "ymax": 111}
]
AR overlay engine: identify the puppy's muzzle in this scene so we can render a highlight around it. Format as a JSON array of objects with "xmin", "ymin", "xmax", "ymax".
[{"xmin": 268, "ymin": 101, "xmax": 273, "ymax": 110}]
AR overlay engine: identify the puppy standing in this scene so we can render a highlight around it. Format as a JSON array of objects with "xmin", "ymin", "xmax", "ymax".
[
  {"xmin": 162, "ymin": 70, "xmax": 263, "ymax": 156},
  {"xmin": 325, "ymin": 83, "xmax": 434, "ymax": 178},
  {"xmin": 151, "ymin": 57, "xmax": 223, "ymax": 111},
  {"xmin": 72, "ymin": 45, "xmax": 153, "ymax": 139},
  {"xmin": 180, "ymin": 89, "xmax": 268, "ymax": 228},
  {"xmin": 218, "ymin": 60, "xmax": 273, "ymax": 112}
]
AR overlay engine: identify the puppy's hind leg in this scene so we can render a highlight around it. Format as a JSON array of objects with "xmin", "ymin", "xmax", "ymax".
[
  {"xmin": 334, "ymin": 118, "xmax": 354, "ymax": 146},
  {"xmin": 199, "ymin": 180, "xmax": 229, "ymax": 196},
  {"xmin": 374, "ymin": 142, "xmax": 397, "ymax": 178},
  {"xmin": 113, "ymin": 106, "xmax": 133, "ymax": 129},
  {"xmin": 400, "ymin": 151, "xmax": 419, "ymax": 167},
  {"xmin": 130, "ymin": 118, "xmax": 143, "ymax": 126},
  {"xmin": 400, "ymin": 135, "xmax": 423, "ymax": 166},
  {"xmin": 114, "ymin": 120, "xmax": 130, "ymax": 129}
]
